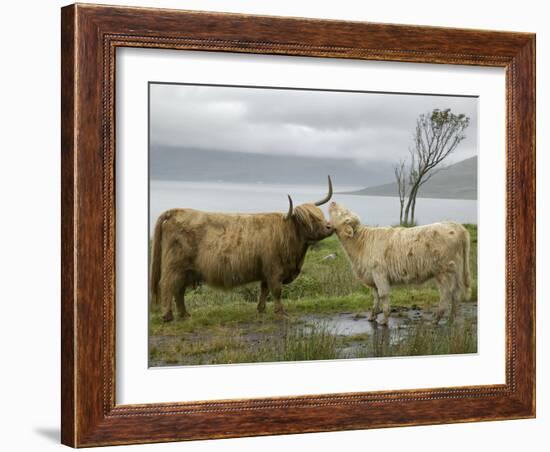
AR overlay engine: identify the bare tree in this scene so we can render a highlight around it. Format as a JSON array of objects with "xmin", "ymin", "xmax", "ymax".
[
  {"xmin": 393, "ymin": 159, "xmax": 406, "ymax": 225},
  {"xmin": 397, "ymin": 109, "xmax": 470, "ymax": 226}
]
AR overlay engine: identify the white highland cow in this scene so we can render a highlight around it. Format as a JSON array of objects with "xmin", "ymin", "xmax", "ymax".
[{"xmin": 328, "ymin": 201, "xmax": 471, "ymax": 325}]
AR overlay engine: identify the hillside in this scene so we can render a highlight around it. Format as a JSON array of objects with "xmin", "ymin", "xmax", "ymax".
[
  {"xmin": 150, "ymin": 146, "xmax": 394, "ymax": 187},
  {"xmin": 342, "ymin": 156, "xmax": 477, "ymax": 200}
]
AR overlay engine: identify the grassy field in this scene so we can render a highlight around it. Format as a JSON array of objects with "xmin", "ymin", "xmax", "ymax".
[{"xmin": 149, "ymin": 224, "xmax": 478, "ymax": 366}]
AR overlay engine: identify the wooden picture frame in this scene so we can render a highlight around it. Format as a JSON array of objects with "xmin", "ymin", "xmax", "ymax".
[{"xmin": 61, "ymin": 3, "xmax": 535, "ymax": 447}]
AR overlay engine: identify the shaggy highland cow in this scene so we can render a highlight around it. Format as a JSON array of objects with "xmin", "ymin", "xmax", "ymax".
[
  {"xmin": 328, "ymin": 201, "xmax": 471, "ymax": 325},
  {"xmin": 151, "ymin": 177, "xmax": 334, "ymax": 322}
]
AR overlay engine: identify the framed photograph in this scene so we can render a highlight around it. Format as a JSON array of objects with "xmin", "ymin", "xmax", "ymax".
[{"xmin": 61, "ymin": 3, "xmax": 536, "ymax": 447}]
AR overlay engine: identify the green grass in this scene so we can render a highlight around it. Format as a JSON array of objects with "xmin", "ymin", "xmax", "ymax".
[
  {"xmin": 355, "ymin": 320, "xmax": 477, "ymax": 358},
  {"xmin": 215, "ymin": 324, "xmax": 341, "ymax": 365},
  {"xmin": 149, "ymin": 225, "xmax": 478, "ymax": 366}
]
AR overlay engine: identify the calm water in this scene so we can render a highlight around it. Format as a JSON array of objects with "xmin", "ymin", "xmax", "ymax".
[{"xmin": 149, "ymin": 180, "xmax": 477, "ymax": 234}]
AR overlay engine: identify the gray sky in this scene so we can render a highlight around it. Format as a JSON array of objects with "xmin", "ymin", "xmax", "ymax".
[{"xmin": 150, "ymin": 83, "xmax": 477, "ymax": 165}]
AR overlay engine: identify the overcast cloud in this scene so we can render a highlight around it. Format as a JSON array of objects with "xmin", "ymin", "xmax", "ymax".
[{"xmin": 150, "ymin": 83, "xmax": 477, "ymax": 165}]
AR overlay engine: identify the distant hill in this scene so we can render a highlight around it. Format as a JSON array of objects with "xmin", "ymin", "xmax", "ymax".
[
  {"xmin": 342, "ymin": 156, "xmax": 477, "ymax": 200},
  {"xmin": 150, "ymin": 146, "xmax": 394, "ymax": 187}
]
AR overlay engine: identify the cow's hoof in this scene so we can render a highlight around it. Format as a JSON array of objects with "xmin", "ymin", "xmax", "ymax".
[
  {"xmin": 178, "ymin": 312, "xmax": 191, "ymax": 320},
  {"xmin": 275, "ymin": 310, "xmax": 289, "ymax": 319},
  {"xmin": 162, "ymin": 312, "xmax": 174, "ymax": 323},
  {"xmin": 378, "ymin": 319, "xmax": 389, "ymax": 327},
  {"xmin": 367, "ymin": 313, "xmax": 377, "ymax": 322}
]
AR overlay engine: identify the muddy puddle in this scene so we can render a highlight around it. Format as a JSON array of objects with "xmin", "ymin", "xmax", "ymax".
[
  {"xmin": 301, "ymin": 302, "xmax": 477, "ymax": 357},
  {"xmin": 150, "ymin": 303, "xmax": 478, "ymax": 366},
  {"xmin": 303, "ymin": 302, "xmax": 477, "ymax": 335}
]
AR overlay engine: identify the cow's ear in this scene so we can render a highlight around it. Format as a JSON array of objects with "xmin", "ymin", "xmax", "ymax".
[
  {"xmin": 344, "ymin": 217, "xmax": 355, "ymax": 225},
  {"xmin": 343, "ymin": 225, "xmax": 354, "ymax": 238}
]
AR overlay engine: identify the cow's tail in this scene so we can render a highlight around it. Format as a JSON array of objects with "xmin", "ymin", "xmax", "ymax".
[
  {"xmin": 462, "ymin": 227, "xmax": 472, "ymax": 301},
  {"xmin": 150, "ymin": 213, "xmax": 165, "ymax": 304}
]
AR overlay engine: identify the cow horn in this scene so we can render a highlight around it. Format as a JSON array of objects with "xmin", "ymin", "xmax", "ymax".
[
  {"xmin": 314, "ymin": 175, "xmax": 333, "ymax": 206},
  {"xmin": 285, "ymin": 195, "xmax": 294, "ymax": 220}
]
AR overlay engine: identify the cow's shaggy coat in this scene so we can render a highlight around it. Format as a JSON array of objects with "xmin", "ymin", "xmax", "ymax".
[
  {"xmin": 151, "ymin": 203, "xmax": 333, "ymax": 322},
  {"xmin": 328, "ymin": 202, "xmax": 471, "ymax": 324}
]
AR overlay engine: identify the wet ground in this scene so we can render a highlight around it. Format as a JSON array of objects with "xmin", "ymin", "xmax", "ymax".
[
  {"xmin": 149, "ymin": 302, "xmax": 478, "ymax": 366},
  {"xmin": 303, "ymin": 302, "xmax": 477, "ymax": 335},
  {"xmin": 301, "ymin": 302, "xmax": 477, "ymax": 357}
]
